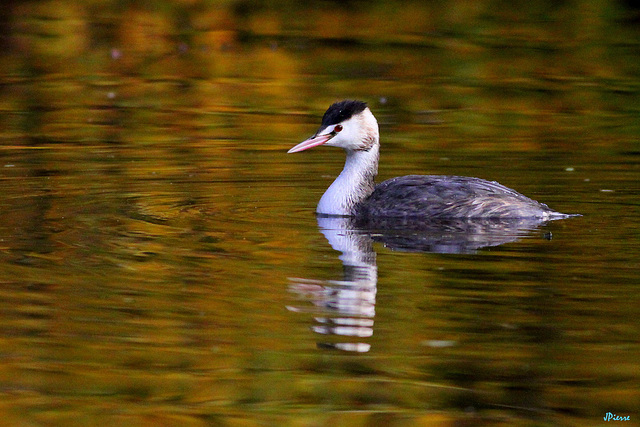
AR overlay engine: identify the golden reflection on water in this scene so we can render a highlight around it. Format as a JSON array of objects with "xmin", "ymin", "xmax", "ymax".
[{"xmin": 0, "ymin": 1, "xmax": 639, "ymax": 425}]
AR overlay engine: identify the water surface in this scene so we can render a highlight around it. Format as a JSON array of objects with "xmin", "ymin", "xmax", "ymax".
[{"xmin": 1, "ymin": 1, "xmax": 639, "ymax": 426}]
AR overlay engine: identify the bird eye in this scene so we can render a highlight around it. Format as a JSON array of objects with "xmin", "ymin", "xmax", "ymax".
[{"xmin": 334, "ymin": 125, "xmax": 343, "ymax": 132}]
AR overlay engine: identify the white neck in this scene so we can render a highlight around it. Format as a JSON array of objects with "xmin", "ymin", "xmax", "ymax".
[{"xmin": 316, "ymin": 144, "xmax": 379, "ymax": 216}]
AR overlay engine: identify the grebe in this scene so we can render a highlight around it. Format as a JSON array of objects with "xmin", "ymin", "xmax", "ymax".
[{"xmin": 288, "ymin": 100, "xmax": 576, "ymax": 222}]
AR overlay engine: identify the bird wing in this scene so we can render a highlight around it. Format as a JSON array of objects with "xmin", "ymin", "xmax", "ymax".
[{"xmin": 358, "ymin": 175, "xmax": 552, "ymax": 219}]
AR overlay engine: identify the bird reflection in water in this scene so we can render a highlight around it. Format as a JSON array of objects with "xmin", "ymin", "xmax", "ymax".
[
  {"xmin": 288, "ymin": 215, "xmax": 555, "ymax": 352},
  {"xmin": 288, "ymin": 216, "xmax": 377, "ymax": 353}
]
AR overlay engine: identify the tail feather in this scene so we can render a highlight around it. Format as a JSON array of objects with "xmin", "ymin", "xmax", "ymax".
[{"xmin": 546, "ymin": 211, "xmax": 581, "ymax": 221}]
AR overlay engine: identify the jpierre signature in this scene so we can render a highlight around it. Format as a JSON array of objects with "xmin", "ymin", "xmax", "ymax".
[{"xmin": 604, "ymin": 412, "xmax": 630, "ymax": 422}]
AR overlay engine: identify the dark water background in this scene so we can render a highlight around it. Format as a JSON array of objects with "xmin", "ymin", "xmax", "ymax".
[{"xmin": 0, "ymin": 1, "xmax": 639, "ymax": 426}]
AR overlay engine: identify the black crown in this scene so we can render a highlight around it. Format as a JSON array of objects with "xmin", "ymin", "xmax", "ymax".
[{"xmin": 321, "ymin": 100, "xmax": 368, "ymax": 126}]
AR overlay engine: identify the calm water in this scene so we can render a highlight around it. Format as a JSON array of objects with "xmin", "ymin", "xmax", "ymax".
[{"xmin": 1, "ymin": 1, "xmax": 639, "ymax": 426}]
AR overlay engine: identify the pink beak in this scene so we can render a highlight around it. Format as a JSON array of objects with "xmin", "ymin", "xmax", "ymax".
[{"xmin": 287, "ymin": 133, "xmax": 333, "ymax": 153}]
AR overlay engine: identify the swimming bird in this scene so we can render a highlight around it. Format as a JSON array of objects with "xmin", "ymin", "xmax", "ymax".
[{"xmin": 288, "ymin": 100, "xmax": 576, "ymax": 222}]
